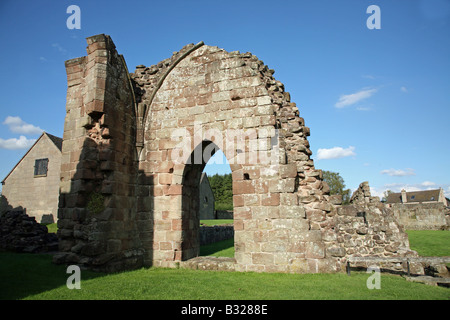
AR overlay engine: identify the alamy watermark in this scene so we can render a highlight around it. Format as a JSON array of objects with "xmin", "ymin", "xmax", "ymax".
[
  {"xmin": 66, "ymin": 265, "xmax": 81, "ymax": 289},
  {"xmin": 67, "ymin": 5, "xmax": 81, "ymax": 30},
  {"xmin": 366, "ymin": 5, "xmax": 381, "ymax": 30},
  {"xmin": 170, "ymin": 121, "xmax": 280, "ymax": 167},
  {"xmin": 366, "ymin": 266, "xmax": 381, "ymax": 290}
]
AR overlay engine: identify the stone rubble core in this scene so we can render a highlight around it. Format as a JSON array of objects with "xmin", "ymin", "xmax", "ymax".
[
  {"xmin": 55, "ymin": 34, "xmax": 421, "ymax": 274},
  {"xmin": 0, "ymin": 210, "xmax": 58, "ymax": 253}
]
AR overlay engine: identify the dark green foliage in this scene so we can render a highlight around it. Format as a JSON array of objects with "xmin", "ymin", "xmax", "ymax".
[
  {"xmin": 208, "ymin": 173, "xmax": 233, "ymax": 210},
  {"xmin": 87, "ymin": 192, "xmax": 105, "ymax": 215},
  {"xmin": 322, "ymin": 170, "xmax": 351, "ymax": 204}
]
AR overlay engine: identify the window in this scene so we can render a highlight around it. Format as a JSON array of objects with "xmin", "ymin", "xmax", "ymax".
[
  {"xmin": 410, "ymin": 195, "xmax": 415, "ymax": 200},
  {"xmin": 431, "ymin": 196, "xmax": 435, "ymax": 201},
  {"xmin": 34, "ymin": 158, "xmax": 49, "ymax": 177},
  {"xmin": 204, "ymin": 196, "xmax": 208, "ymax": 203}
]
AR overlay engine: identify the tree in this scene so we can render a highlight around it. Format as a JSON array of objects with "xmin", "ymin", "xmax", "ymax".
[
  {"xmin": 208, "ymin": 173, "xmax": 233, "ymax": 210},
  {"xmin": 322, "ymin": 170, "xmax": 351, "ymax": 204},
  {"xmin": 382, "ymin": 190, "xmax": 393, "ymax": 203}
]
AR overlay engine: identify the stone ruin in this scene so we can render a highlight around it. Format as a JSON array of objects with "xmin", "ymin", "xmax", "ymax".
[
  {"xmin": 54, "ymin": 34, "xmax": 423, "ymax": 274},
  {"xmin": 0, "ymin": 210, "xmax": 58, "ymax": 253}
]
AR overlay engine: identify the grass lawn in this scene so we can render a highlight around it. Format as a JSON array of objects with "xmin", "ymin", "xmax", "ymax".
[
  {"xmin": 42, "ymin": 223, "xmax": 57, "ymax": 234},
  {"xmin": 200, "ymin": 238, "xmax": 234, "ymax": 257},
  {"xmin": 0, "ymin": 252, "xmax": 448, "ymax": 300},
  {"xmin": 200, "ymin": 219, "xmax": 233, "ymax": 226},
  {"xmin": 1, "ymin": 226, "xmax": 445, "ymax": 300},
  {"xmin": 406, "ymin": 230, "xmax": 450, "ymax": 257}
]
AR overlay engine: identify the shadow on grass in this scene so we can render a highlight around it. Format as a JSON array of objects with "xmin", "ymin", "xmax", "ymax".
[
  {"xmin": 1, "ymin": 238, "xmax": 235, "ymax": 300},
  {"xmin": 199, "ymin": 238, "xmax": 234, "ymax": 257},
  {"xmin": 0, "ymin": 252, "xmax": 105, "ymax": 300}
]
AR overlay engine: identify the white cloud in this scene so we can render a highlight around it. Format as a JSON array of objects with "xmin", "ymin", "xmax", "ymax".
[
  {"xmin": 400, "ymin": 86, "xmax": 408, "ymax": 93},
  {"xmin": 316, "ymin": 146, "xmax": 356, "ymax": 160},
  {"xmin": 380, "ymin": 168, "xmax": 415, "ymax": 177},
  {"xmin": 0, "ymin": 136, "xmax": 36, "ymax": 150},
  {"xmin": 370, "ymin": 186, "xmax": 385, "ymax": 199},
  {"xmin": 384, "ymin": 183, "xmax": 421, "ymax": 192},
  {"xmin": 3, "ymin": 116, "xmax": 43, "ymax": 135},
  {"xmin": 421, "ymin": 181, "xmax": 436, "ymax": 187},
  {"xmin": 335, "ymin": 88, "xmax": 377, "ymax": 108},
  {"xmin": 52, "ymin": 43, "xmax": 67, "ymax": 54}
]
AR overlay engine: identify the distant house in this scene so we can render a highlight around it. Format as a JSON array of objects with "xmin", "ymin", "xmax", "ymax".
[
  {"xmin": 199, "ymin": 173, "xmax": 215, "ymax": 220},
  {"xmin": 1, "ymin": 132, "xmax": 62, "ymax": 223},
  {"xmin": 385, "ymin": 188, "xmax": 447, "ymax": 206},
  {"xmin": 385, "ymin": 188, "xmax": 449, "ymax": 230}
]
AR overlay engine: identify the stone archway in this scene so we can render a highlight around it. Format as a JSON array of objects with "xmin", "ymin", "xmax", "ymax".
[
  {"xmin": 56, "ymin": 34, "xmax": 417, "ymax": 274},
  {"xmin": 180, "ymin": 140, "xmax": 222, "ymax": 261},
  {"xmin": 130, "ymin": 40, "xmax": 332, "ymax": 272}
]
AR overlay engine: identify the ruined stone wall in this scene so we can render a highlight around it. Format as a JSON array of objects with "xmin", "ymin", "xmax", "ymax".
[
  {"xmin": 56, "ymin": 34, "xmax": 418, "ymax": 274},
  {"xmin": 56, "ymin": 34, "xmax": 142, "ymax": 271},
  {"xmin": 199, "ymin": 174, "xmax": 215, "ymax": 220},
  {"xmin": 331, "ymin": 182, "xmax": 420, "ymax": 273},
  {"xmin": 390, "ymin": 202, "xmax": 449, "ymax": 230},
  {"xmin": 130, "ymin": 42, "xmax": 338, "ymax": 273},
  {"xmin": 199, "ymin": 225, "xmax": 234, "ymax": 246}
]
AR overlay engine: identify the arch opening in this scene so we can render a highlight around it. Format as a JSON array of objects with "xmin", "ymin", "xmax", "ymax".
[{"xmin": 181, "ymin": 140, "xmax": 234, "ymax": 261}]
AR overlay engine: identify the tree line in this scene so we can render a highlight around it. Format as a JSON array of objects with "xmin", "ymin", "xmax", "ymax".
[{"xmin": 208, "ymin": 173, "xmax": 233, "ymax": 210}]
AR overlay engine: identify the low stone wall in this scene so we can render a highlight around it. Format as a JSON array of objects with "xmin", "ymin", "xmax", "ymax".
[
  {"xmin": 389, "ymin": 203, "xmax": 448, "ymax": 230},
  {"xmin": 216, "ymin": 210, "xmax": 233, "ymax": 219},
  {"xmin": 0, "ymin": 210, "xmax": 58, "ymax": 253},
  {"xmin": 199, "ymin": 225, "xmax": 234, "ymax": 246}
]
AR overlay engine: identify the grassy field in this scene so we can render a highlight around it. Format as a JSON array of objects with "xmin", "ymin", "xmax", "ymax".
[
  {"xmin": 0, "ymin": 226, "xmax": 447, "ymax": 300},
  {"xmin": 42, "ymin": 223, "xmax": 57, "ymax": 234},
  {"xmin": 406, "ymin": 230, "xmax": 450, "ymax": 256},
  {"xmin": 45, "ymin": 221, "xmax": 234, "ymax": 229},
  {"xmin": 200, "ymin": 238, "xmax": 234, "ymax": 257},
  {"xmin": 0, "ymin": 251, "xmax": 448, "ymax": 300},
  {"xmin": 200, "ymin": 219, "xmax": 233, "ymax": 226}
]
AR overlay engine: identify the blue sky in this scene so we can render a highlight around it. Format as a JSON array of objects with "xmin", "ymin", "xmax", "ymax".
[{"xmin": 0, "ymin": 0, "xmax": 449, "ymax": 198}]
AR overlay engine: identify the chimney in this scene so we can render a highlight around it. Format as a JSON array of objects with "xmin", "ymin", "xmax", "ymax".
[
  {"xmin": 401, "ymin": 189, "xmax": 407, "ymax": 203},
  {"xmin": 438, "ymin": 188, "xmax": 445, "ymax": 204}
]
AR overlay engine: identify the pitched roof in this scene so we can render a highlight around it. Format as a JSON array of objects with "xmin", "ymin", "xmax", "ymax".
[
  {"xmin": 45, "ymin": 132, "xmax": 63, "ymax": 151},
  {"xmin": 386, "ymin": 189, "xmax": 441, "ymax": 204},
  {"xmin": 1, "ymin": 132, "xmax": 62, "ymax": 184}
]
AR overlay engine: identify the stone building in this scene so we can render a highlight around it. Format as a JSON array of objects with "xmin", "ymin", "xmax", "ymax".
[
  {"xmin": 54, "ymin": 34, "xmax": 420, "ymax": 273},
  {"xmin": 1, "ymin": 132, "xmax": 62, "ymax": 223},
  {"xmin": 199, "ymin": 173, "xmax": 215, "ymax": 220},
  {"xmin": 386, "ymin": 188, "xmax": 447, "ymax": 206},
  {"xmin": 386, "ymin": 189, "xmax": 449, "ymax": 230}
]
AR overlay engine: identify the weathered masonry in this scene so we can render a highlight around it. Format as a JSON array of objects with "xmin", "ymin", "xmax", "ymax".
[
  {"xmin": 1, "ymin": 132, "xmax": 62, "ymax": 224},
  {"xmin": 55, "ymin": 34, "xmax": 419, "ymax": 273}
]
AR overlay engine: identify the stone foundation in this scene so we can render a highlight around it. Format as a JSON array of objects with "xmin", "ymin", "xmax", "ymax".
[
  {"xmin": 199, "ymin": 225, "xmax": 234, "ymax": 246},
  {"xmin": 390, "ymin": 202, "xmax": 449, "ymax": 230},
  {"xmin": 0, "ymin": 210, "xmax": 58, "ymax": 253}
]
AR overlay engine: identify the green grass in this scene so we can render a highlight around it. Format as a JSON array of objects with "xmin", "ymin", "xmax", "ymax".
[
  {"xmin": 406, "ymin": 230, "xmax": 450, "ymax": 257},
  {"xmin": 42, "ymin": 223, "xmax": 57, "ymax": 234},
  {"xmin": 200, "ymin": 238, "xmax": 235, "ymax": 257},
  {"xmin": 0, "ymin": 252, "xmax": 448, "ymax": 300},
  {"xmin": 4, "ymin": 226, "xmax": 445, "ymax": 300},
  {"xmin": 200, "ymin": 219, "xmax": 233, "ymax": 226}
]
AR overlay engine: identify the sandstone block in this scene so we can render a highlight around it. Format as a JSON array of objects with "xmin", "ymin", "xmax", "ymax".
[
  {"xmin": 252, "ymin": 252, "xmax": 274, "ymax": 265},
  {"xmin": 261, "ymin": 193, "xmax": 280, "ymax": 206}
]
